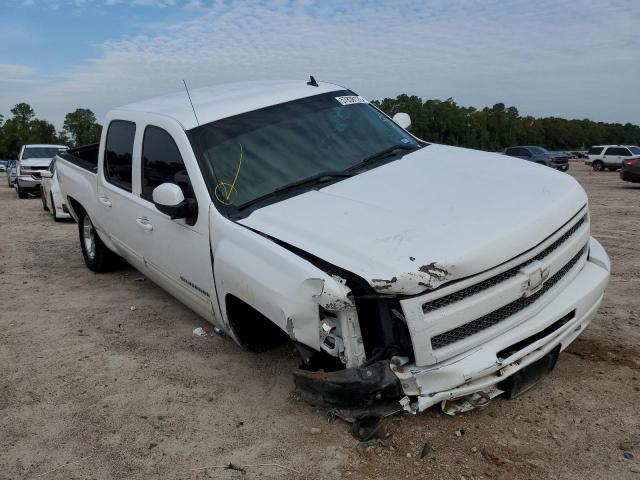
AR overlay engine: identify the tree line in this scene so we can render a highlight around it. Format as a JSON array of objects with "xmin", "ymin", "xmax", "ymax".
[
  {"xmin": 0, "ymin": 103, "xmax": 101, "ymax": 159},
  {"xmin": 2, "ymin": 96, "xmax": 640, "ymax": 159},
  {"xmin": 372, "ymin": 95, "xmax": 640, "ymax": 151}
]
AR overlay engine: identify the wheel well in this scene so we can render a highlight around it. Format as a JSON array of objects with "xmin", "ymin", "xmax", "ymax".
[
  {"xmin": 66, "ymin": 196, "xmax": 84, "ymax": 220},
  {"xmin": 225, "ymin": 295, "xmax": 289, "ymax": 352}
]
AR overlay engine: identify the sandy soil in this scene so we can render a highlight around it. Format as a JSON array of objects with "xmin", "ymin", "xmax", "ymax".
[{"xmin": 0, "ymin": 166, "xmax": 638, "ymax": 480}]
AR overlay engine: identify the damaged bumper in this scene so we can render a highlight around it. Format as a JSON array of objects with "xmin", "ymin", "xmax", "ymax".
[
  {"xmin": 392, "ymin": 237, "xmax": 610, "ymax": 413},
  {"xmin": 293, "ymin": 360, "xmax": 402, "ymax": 408}
]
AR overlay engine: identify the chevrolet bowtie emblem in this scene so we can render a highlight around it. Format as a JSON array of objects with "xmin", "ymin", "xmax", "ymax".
[{"xmin": 520, "ymin": 260, "xmax": 550, "ymax": 297}]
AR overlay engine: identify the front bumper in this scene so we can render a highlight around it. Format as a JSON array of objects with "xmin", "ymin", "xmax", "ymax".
[
  {"xmin": 16, "ymin": 176, "xmax": 42, "ymax": 192},
  {"xmin": 550, "ymin": 161, "xmax": 569, "ymax": 171},
  {"xmin": 392, "ymin": 237, "xmax": 610, "ymax": 413}
]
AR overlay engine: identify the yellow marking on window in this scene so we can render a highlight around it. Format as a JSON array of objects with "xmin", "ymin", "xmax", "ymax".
[{"xmin": 214, "ymin": 143, "xmax": 243, "ymax": 205}]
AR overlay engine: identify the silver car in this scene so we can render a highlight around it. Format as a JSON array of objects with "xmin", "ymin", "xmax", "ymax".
[{"xmin": 6, "ymin": 161, "xmax": 18, "ymax": 187}]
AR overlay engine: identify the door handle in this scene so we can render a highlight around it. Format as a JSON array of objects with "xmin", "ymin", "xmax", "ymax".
[
  {"xmin": 136, "ymin": 217, "xmax": 153, "ymax": 232},
  {"xmin": 99, "ymin": 196, "xmax": 112, "ymax": 208}
]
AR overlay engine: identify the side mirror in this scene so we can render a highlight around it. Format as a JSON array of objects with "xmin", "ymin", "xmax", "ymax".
[
  {"xmin": 40, "ymin": 170, "xmax": 53, "ymax": 178},
  {"xmin": 392, "ymin": 112, "xmax": 411, "ymax": 130},
  {"xmin": 152, "ymin": 183, "xmax": 197, "ymax": 220}
]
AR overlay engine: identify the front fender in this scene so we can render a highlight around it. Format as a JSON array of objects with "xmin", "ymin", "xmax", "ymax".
[{"xmin": 212, "ymin": 215, "xmax": 350, "ymax": 352}]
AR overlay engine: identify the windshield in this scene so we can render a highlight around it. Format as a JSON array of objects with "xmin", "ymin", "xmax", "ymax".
[
  {"xmin": 189, "ymin": 90, "xmax": 420, "ymax": 209},
  {"xmin": 22, "ymin": 147, "xmax": 66, "ymax": 159},
  {"xmin": 629, "ymin": 146, "xmax": 640, "ymax": 155},
  {"xmin": 528, "ymin": 146, "xmax": 549, "ymax": 155}
]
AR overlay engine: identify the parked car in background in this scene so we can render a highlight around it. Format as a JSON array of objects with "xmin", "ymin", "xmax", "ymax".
[
  {"xmin": 551, "ymin": 151, "xmax": 573, "ymax": 162},
  {"xmin": 503, "ymin": 146, "xmax": 569, "ymax": 171},
  {"xmin": 15, "ymin": 144, "xmax": 68, "ymax": 198},
  {"xmin": 40, "ymin": 157, "xmax": 71, "ymax": 221},
  {"xmin": 56, "ymin": 80, "xmax": 609, "ymax": 414},
  {"xmin": 585, "ymin": 145, "xmax": 640, "ymax": 172},
  {"xmin": 7, "ymin": 160, "xmax": 17, "ymax": 187},
  {"xmin": 0, "ymin": 163, "xmax": 6, "ymax": 172},
  {"xmin": 620, "ymin": 156, "xmax": 640, "ymax": 183},
  {"xmin": 571, "ymin": 151, "xmax": 588, "ymax": 159}
]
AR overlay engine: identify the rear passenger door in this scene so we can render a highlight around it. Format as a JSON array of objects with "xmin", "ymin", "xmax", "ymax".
[
  {"xmin": 125, "ymin": 119, "xmax": 217, "ymax": 322},
  {"xmin": 603, "ymin": 147, "xmax": 630, "ymax": 168},
  {"xmin": 97, "ymin": 119, "xmax": 146, "ymax": 270}
]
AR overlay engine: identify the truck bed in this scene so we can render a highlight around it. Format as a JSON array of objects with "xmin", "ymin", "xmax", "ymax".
[
  {"xmin": 56, "ymin": 143, "xmax": 100, "ymax": 224},
  {"xmin": 59, "ymin": 143, "xmax": 99, "ymax": 173}
]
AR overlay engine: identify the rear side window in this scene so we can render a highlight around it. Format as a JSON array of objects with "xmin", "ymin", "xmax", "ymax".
[
  {"xmin": 104, "ymin": 120, "xmax": 136, "ymax": 192},
  {"xmin": 605, "ymin": 147, "xmax": 630, "ymax": 156},
  {"xmin": 141, "ymin": 126, "xmax": 191, "ymax": 200},
  {"xmin": 588, "ymin": 147, "xmax": 603, "ymax": 155}
]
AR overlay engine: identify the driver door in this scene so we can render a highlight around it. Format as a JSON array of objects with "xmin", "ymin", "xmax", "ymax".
[{"xmin": 125, "ymin": 117, "xmax": 217, "ymax": 322}]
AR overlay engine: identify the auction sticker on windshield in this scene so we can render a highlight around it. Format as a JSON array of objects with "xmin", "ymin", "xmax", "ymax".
[{"xmin": 335, "ymin": 95, "xmax": 368, "ymax": 106}]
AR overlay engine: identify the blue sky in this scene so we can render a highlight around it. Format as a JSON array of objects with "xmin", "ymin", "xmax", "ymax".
[{"xmin": 1, "ymin": 0, "xmax": 639, "ymax": 129}]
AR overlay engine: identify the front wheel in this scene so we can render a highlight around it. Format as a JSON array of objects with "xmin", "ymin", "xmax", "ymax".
[
  {"xmin": 592, "ymin": 161, "xmax": 604, "ymax": 172},
  {"xmin": 17, "ymin": 185, "xmax": 28, "ymax": 199},
  {"xmin": 78, "ymin": 210, "xmax": 121, "ymax": 272}
]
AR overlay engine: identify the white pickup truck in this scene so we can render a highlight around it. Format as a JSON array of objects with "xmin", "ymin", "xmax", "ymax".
[
  {"xmin": 56, "ymin": 79, "xmax": 610, "ymax": 414},
  {"xmin": 15, "ymin": 144, "xmax": 68, "ymax": 198}
]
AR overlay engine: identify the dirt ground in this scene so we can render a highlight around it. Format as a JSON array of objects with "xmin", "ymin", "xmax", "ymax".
[{"xmin": 1, "ymin": 166, "xmax": 639, "ymax": 480}]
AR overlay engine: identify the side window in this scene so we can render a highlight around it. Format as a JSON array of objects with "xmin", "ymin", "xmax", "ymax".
[
  {"xmin": 141, "ymin": 126, "xmax": 192, "ymax": 201},
  {"xmin": 50, "ymin": 159, "xmax": 56, "ymax": 173},
  {"xmin": 104, "ymin": 120, "xmax": 136, "ymax": 192},
  {"xmin": 517, "ymin": 148, "xmax": 530, "ymax": 157},
  {"xmin": 605, "ymin": 147, "xmax": 626, "ymax": 156},
  {"xmin": 621, "ymin": 148, "xmax": 632, "ymax": 156},
  {"xmin": 588, "ymin": 147, "xmax": 603, "ymax": 155},
  {"xmin": 505, "ymin": 148, "xmax": 517, "ymax": 156}
]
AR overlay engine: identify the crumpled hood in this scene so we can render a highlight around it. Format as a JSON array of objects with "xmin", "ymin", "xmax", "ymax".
[
  {"xmin": 20, "ymin": 158, "xmax": 53, "ymax": 168},
  {"xmin": 239, "ymin": 144, "xmax": 587, "ymax": 295}
]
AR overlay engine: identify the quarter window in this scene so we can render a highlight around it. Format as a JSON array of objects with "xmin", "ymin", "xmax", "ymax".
[
  {"xmin": 141, "ymin": 126, "xmax": 191, "ymax": 200},
  {"xmin": 588, "ymin": 147, "xmax": 603, "ymax": 155},
  {"xmin": 104, "ymin": 120, "xmax": 136, "ymax": 192}
]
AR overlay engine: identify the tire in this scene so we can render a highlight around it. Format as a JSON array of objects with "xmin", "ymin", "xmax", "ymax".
[
  {"xmin": 17, "ymin": 185, "xmax": 28, "ymax": 199},
  {"xmin": 42, "ymin": 187, "xmax": 49, "ymax": 211},
  {"xmin": 592, "ymin": 161, "xmax": 604, "ymax": 172},
  {"xmin": 78, "ymin": 209, "xmax": 121, "ymax": 272}
]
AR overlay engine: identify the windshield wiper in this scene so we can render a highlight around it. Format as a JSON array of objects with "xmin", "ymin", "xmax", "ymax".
[
  {"xmin": 346, "ymin": 144, "xmax": 420, "ymax": 173},
  {"xmin": 236, "ymin": 171, "xmax": 353, "ymax": 211}
]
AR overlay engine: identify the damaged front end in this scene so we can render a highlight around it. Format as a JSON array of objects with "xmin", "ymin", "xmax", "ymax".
[
  {"xmin": 292, "ymin": 230, "xmax": 609, "ymax": 418},
  {"xmin": 292, "ymin": 267, "xmax": 414, "ymax": 408}
]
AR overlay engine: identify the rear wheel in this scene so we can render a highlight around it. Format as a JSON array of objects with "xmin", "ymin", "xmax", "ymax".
[
  {"xmin": 78, "ymin": 210, "xmax": 121, "ymax": 272},
  {"xmin": 592, "ymin": 160, "xmax": 604, "ymax": 172}
]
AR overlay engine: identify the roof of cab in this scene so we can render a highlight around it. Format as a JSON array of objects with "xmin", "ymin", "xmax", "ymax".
[{"xmin": 115, "ymin": 80, "xmax": 346, "ymax": 131}]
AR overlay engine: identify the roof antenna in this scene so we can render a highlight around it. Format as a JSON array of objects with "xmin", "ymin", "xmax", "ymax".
[
  {"xmin": 307, "ymin": 75, "xmax": 318, "ymax": 87},
  {"xmin": 182, "ymin": 79, "xmax": 200, "ymax": 126}
]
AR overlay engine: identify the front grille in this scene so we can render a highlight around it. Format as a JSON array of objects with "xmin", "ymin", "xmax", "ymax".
[
  {"xmin": 430, "ymin": 244, "xmax": 587, "ymax": 350},
  {"xmin": 423, "ymin": 214, "xmax": 586, "ymax": 314}
]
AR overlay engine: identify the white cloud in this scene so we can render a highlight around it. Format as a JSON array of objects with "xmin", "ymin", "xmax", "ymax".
[
  {"xmin": 2, "ymin": 0, "xmax": 640, "ymax": 128},
  {"xmin": 0, "ymin": 64, "xmax": 37, "ymax": 83}
]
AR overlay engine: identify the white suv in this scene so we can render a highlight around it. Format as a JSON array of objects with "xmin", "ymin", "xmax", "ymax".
[{"xmin": 585, "ymin": 145, "xmax": 640, "ymax": 171}]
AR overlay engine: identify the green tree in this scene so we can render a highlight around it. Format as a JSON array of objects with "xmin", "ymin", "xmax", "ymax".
[
  {"xmin": 62, "ymin": 108, "xmax": 102, "ymax": 147},
  {"xmin": 0, "ymin": 103, "xmax": 63, "ymax": 159},
  {"xmin": 11, "ymin": 103, "xmax": 35, "ymax": 123}
]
